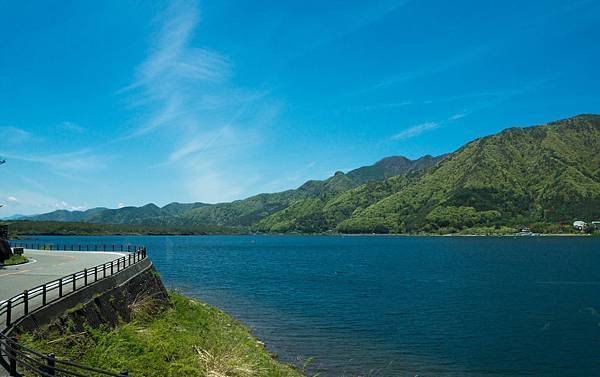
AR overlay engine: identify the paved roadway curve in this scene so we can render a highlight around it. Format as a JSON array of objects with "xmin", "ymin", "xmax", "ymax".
[{"xmin": 0, "ymin": 249, "xmax": 125, "ymax": 301}]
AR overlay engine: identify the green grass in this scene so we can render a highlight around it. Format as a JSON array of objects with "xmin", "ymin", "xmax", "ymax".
[
  {"xmin": 2, "ymin": 254, "xmax": 28, "ymax": 265},
  {"xmin": 20, "ymin": 292, "xmax": 303, "ymax": 377}
]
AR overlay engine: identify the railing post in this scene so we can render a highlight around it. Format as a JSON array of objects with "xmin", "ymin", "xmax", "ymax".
[
  {"xmin": 111, "ymin": 261, "xmax": 114, "ymax": 275},
  {"xmin": 120, "ymin": 245, "xmax": 123, "ymax": 252},
  {"xmin": 79, "ymin": 244, "xmax": 81, "ymax": 251},
  {"xmin": 94, "ymin": 266, "xmax": 98, "ymax": 282},
  {"xmin": 103, "ymin": 244, "xmax": 106, "ymax": 251},
  {"xmin": 8, "ymin": 336, "xmax": 17, "ymax": 376},
  {"xmin": 129, "ymin": 254, "xmax": 131, "ymax": 266},
  {"xmin": 42, "ymin": 284, "xmax": 47, "ymax": 306},
  {"xmin": 6, "ymin": 299, "xmax": 11, "ymax": 327},
  {"xmin": 112, "ymin": 244, "xmax": 115, "ymax": 252},
  {"xmin": 47, "ymin": 353, "xmax": 56, "ymax": 376},
  {"xmin": 59, "ymin": 278, "xmax": 63, "ymax": 298},
  {"xmin": 72, "ymin": 273, "xmax": 76, "ymax": 291},
  {"xmin": 103, "ymin": 264, "xmax": 106, "ymax": 278},
  {"xmin": 23, "ymin": 290, "xmax": 28, "ymax": 316},
  {"xmin": 84, "ymin": 268, "xmax": 88, "ymax": 286}
]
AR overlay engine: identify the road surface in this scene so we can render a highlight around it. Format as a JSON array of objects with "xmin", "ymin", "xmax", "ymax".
[{"xmin": 0, "ymin": 249, "xmax": 125, "ymax": 301}]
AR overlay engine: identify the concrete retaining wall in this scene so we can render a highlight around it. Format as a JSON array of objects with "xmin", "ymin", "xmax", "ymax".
[{"xmin": 9, "ymin": 258, "xmax": 169, "ymax": 336}]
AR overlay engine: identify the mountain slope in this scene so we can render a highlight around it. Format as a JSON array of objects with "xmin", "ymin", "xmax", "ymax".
[
  {"xmin": 28, "ymin": 202, "xmax": 209, "ymax": 226},
  {"xmin": 183, "ymin": 154, "xmax": 445, "ymax": 226},
  {"xmin": 29, "ymin": 207, "xmax": 109, "ymax": 222},
  {"xmin": 336, "ymin": 114, "xmax": 600, "ymax": 233},
  {"xmin": 25, "ymin": 155, "xmax": 442, "ymax": 227}
]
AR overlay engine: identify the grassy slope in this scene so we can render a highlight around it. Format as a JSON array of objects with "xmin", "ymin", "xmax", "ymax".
[{"xmin": 21, "ymin": 292, "xmax": 302, "ymax": 377}]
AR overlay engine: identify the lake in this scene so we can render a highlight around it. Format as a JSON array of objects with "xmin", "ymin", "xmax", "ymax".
[{"xmin": 20, "ymin": 235, "xmax": 600, "ymax": 376}]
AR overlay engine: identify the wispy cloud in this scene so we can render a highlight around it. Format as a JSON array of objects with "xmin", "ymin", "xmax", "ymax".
[
  {"xmin": 0, "ymin": 189, "xmax": 88, "ymax": 217},
  {"xmin": 120, "ymin": 1, "xmax": 231, "ymax": 138},
  {"xmin": 116, "ymin": 0, "xmax": 281, "ymax": 202},
  {"xmin": 59, "ymin": 121, "xmax": 86, "ymax": 133},
  {"xmin": 2, "ymin": 149, "xmax": 110, "ymax": 172},
  {"xmin": 392, "ymin": 122, "xmax": 440, "ymax": 140},
  {"xmin": 0, "ymin": 126, "xmax": 33, "ymax": 144},
  {"xmin": 391, "ymin": 109, "xmax": 477, "ymax": 140},
  {"xmin": 352, "ymin": 44, "xmax": 489, "ymax": 97}
]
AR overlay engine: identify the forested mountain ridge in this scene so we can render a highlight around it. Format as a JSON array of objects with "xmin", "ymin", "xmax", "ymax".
[
  {"xmin": 335, "ymin": 114, "xmax": 600, "ymax": 233},
  {"xmin": 181, "ymin": 154, "xmax": 445, "ymax": 226},
  {"xmin": 26, "ymin": 155, "xmax": 444, "ymax": 226},
  {"xmin": 23, "ymin": 115, "xmax": 599, "ymax": 233},
  {"xmin": 26, "ymin": 202, "xmax": 209, "ymax": 226}
]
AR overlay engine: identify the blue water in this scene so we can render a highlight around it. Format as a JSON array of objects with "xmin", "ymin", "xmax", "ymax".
[{"xmin": 20, "ymin": 235, "xmax": 600, "ymax": 376}]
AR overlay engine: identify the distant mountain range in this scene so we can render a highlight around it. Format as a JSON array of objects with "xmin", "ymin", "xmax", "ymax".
[
  {"xmin": 21, "ymin": 114, "xmax": 600, "ymax": 234},
  {"xmin": 24, "ymin": 154, "xmax": 444, "ymax": 227}
]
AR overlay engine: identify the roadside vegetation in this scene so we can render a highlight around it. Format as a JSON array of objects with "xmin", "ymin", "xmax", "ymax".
[
  {"xmin": 2, "ymin": 254, "xmax": 28, "ymax": 265},
  {"xmin": 20, "ymin": 292, "xmax": 302, "ymax": 377}
]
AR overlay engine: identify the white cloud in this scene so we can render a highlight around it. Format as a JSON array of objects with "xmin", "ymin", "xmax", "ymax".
[
  {"xmin": 0, "ymin": 189, "xmax": 88, "ymax": 217},
  {"xmin": 449, "ymin": 112, "xmax": 467, "ymax": 121},
  {"xmin": 392, "ymin": 122, "xmax": 440, "ymax": 140},
  {"xmin": 117, "ymin": 203, "xmax": 125, "ymax": 209}
]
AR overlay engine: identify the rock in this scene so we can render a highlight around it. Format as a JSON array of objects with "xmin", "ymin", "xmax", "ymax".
[{"xmin": 0, "ymin": 239, "xmax": 13, "ymax": 263}]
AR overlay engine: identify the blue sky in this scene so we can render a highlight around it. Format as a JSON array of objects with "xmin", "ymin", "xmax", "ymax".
[{"xmin": 1, "ymin": 0, "xmax": 599, "ymax": 216}]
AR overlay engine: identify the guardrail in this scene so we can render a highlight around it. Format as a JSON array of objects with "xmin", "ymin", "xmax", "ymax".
[
  {"xmin": 0, "ymin": 244, "xmax": 148, "ymax": 376},
  {"xmin": 8, "ymin": 242, "xmax": 144, "ymax": 253}
]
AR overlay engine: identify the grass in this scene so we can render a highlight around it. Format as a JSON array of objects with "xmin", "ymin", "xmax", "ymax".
[
  {"xmin": 20, "ymin": 292, "xmax": 303, "ymax": 377},
  {"xmin": 2, "ymin": 254, "xmax": 28, "ymax": 265}
]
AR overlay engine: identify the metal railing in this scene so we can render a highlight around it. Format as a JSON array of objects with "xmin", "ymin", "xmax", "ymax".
[
  {"xmin": 8, "ymin": 242, "xmax": 144, "ymax": 253},
  {"xmin": 0, "ymin": 244, "xmax": 148, "ymax": 376}
]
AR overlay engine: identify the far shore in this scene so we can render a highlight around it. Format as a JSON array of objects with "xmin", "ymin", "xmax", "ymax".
[{"xmin": 12, "ymin": 231, "xmax": 595, "ymax": 238}]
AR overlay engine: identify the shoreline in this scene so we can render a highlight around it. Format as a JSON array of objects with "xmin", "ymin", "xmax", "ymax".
[{"xmin": 13, "ymin": 232, "xmax": 593, "ymax": 238}]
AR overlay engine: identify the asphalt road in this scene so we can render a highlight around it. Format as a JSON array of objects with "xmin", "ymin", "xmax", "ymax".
[{"xmin": 0, "ymin": 249, "xmax": 125, "ymax": 301}]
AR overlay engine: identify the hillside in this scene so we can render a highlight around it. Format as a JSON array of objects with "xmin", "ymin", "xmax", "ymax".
[
  {"xmin": 336, "ymin": 114, "xmax": 600, "ymax": 233},
  {"xmin": 27, "ymin": 202, "xmax": 209, "ymax": 226},
  {"xmin": 27, "ymin": 156, "xmax": 441, "ymax": 227},
  {"xmin": 182, "ymin": 154, "xmax": 445, "ymax": 226}
]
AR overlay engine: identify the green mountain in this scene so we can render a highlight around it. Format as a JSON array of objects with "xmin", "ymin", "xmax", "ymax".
[
  {"xmin": 334, "ymin": 114, "xmax": 600, "ymax": 233},
  {"xmin": 27, "ymin": 155, "xmax": 442, "ymax": 227},
  {"xmin": 24, "ymin": 114, "xmax": 600, "ymax": 234},
  {"xmin": 182, "ymin": 154, "xmax": 445, "ymax": 226},
  {"xmin": 30, "ymin": 207, "xmax": 109, "ymax": 222},
  {"xmin": 27, "ymin": 202, "xmax": 209, "ymax": 226}
]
